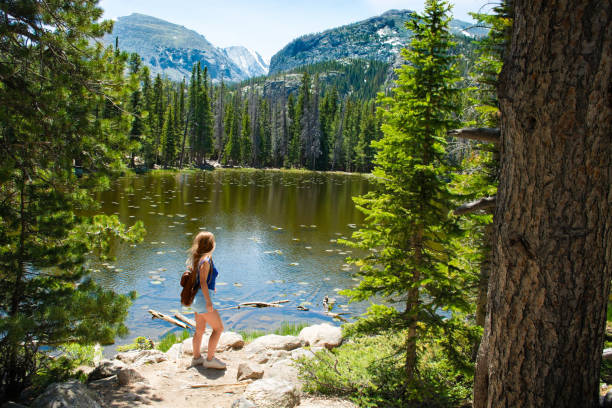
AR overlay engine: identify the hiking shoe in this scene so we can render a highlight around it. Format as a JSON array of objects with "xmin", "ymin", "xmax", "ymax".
[
  {"xmin": 191, "ymin": 356, "xmax": 206, "ymax": 366},
  {"xmin": 202, "ymin": 357, "xmax": 227, "ymax": 370}
]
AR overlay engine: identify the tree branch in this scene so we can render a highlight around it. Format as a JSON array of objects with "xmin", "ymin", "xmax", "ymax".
[
  {"xmin": 448, "ymin": 128, "xmax": 500, "ymax": 144},
  {"xmin": 454, "ymin": 196, "xmax": 497, "ymax": 216}
]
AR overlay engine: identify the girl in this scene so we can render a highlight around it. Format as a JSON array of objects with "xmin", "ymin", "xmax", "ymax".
[{"xmin": 185, "ymin": 231, "xmax": 226, "ymax": 369}]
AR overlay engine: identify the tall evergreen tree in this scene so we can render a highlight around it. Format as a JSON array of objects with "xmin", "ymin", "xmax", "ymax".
[
  {"xmin": 287, "ymin": 94, "xmax": 300, "ymax": 167},
  {"xmin": 0, "ymin": 1, "xmax": 144, "ymax": 398},
  {"xmin": 162, "ymin": 104, "xmax": 176, "ymax": 167},
  {"xmin": 240, "ymin": 101, "xmax": 252, "ymax": 166},
  {"xmin": 342, "ymin": 0, "xmax": 467, "ymax": 389}
]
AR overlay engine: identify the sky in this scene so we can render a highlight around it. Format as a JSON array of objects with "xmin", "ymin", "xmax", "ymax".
[{"xmin": 99, "ymin": 0, "xmax": 492, "ymax": 62}]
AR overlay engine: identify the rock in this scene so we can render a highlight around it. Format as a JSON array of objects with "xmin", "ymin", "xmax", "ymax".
[
  {"xmin": 117, "ymin": 368, "xmax": 146, "ymax": 386},
  {"xmin": 114, "ymin": 350, "xmax": 140, "ymax": 363},
  {"xmin": 265, "ymin": 359, "xmax": 300, "ymax": 386},
  {"xmin": 297, "ymin": 397, "xmax": 358, "ymax": 408},
  {"xmin": 290, "ymin": 347, "xmax": 325, "ymax": 361},
  {"xmin": 244, "ymin": 334, "xmax": 303, "ymax": 354},
  {"xmin": 244, "ymin": 378, "xmax": 300, "ymax": 408},
  {"xmin": 231, "ymin": 398, "xmax": 257, "ymax": 408},
  {"xmin": 87, "ymin": 359, "xmax": 126, "ymax": 381},
  {"xmin": 249, "ymin": 350, "xmax": 270, "ymax": 364},
  {"xmin": 299, "ymin": 324, "xmax": 343, "ymax": 350},
  {"xmin": 165, "ymin": 343, "xmax": 183, "ymax": 361},
  {"xmin": 182, "ymin": 331, "xmax": 244, "ymax": 355},
  {"xmin": 115, "ymin": 349, "xmax": 167, "ymax": 366},
  {"xmin": 237, "ymin": 362, "xmax": 264, "ymax": 381},
  {"xmin": 31, "ymin": 380, "xmax": 102, "ymax": 408}
]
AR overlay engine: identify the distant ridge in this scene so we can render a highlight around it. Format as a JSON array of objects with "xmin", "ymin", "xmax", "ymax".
[
  {"xmin": 269, "ymin": 9, "xmax": 488, "ymax": 74},
  {"xmin": 102, "ymin": 13, "xmax": 251, "ymax": 82}
]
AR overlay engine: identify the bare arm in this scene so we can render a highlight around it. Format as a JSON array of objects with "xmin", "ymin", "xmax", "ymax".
[{"xmin": 199, "ymin": 259, "xmax": 214, "ymax": 313}]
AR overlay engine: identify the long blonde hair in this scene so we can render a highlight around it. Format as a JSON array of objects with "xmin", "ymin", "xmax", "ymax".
[{"xmin": 186, "ymin": 231, "xmax": 215, "ymax": 286}]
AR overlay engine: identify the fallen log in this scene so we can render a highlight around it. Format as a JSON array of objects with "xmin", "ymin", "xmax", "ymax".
[
  {"xmin": 148, "ymin": 309, "xmax": 187, "ymax": 329},
  {"xmin": 174, "ymin": 313, "xmax": 196, "ymax": 329},
  {"xmin": 325, "ymin": 311, "xmax": 349, "ymax": 323},
  {"xmin": 216, "ymin": 300, "xmax": 290, "ymax": 311}
]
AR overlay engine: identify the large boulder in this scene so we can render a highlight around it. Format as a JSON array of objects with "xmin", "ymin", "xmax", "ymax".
[
  {"xmin": 237, "ymin": 362, "xmax": 264, "ymax": 381},
  {"xmin": 298, "ymin": 324, "xmax": 343, "ymax": 350},
  {"xmin": 265, "ymin": 359, "xmax": 300, "ymax": 386},
  {"xmin": 244, "ymin": 334, "xmax": 303, "ymax": 354},
  {"xmin": 165, "ymin": 342, "xmax": 183, "ymax": 361},
  {"xmin": 87, "ymin": 359, "xmax": 126, "ymax": 382},
  {"xmin": 244, "ymin": 378, "xmax": 300, "ymax": 408},
  {"xmin": 182, "ymin": 331, "xmax": 244, "ymax": 355},
  {"xmin": 117, "ymin": 367, "xmax": 146, "ymax": 386},
  {"xmin": 231, "ymin": 398, "xmax": 256, "ymax": 408},
  {"xmin": 31, "ymin": 380, "xmax": 102, "ymax": 408}
]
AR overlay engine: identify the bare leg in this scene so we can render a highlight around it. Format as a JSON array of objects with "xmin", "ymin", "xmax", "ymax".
[
  {"xmin": 203, "ymin": 310, "xmax": 224, "ymax": 360},
  {"xmin": 192, "ymin": 312, "xmax": 208, "ymax": 359}
]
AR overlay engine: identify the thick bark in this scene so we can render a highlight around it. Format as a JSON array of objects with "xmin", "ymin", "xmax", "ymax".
[{"xmin": 474, "ymin": 2, "xmax": 612, "ymax": 407}]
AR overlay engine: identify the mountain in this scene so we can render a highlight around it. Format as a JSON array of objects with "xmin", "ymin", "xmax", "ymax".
[
  {"xmin": 103, "ymin": 13, "xmax": 248, "ymax": 82},
  {"xmin": 221, "ymin": 46, "xmax": 269, "ymax": 78},
  {"xmin": 269, "ymin": 9, "xmax": 487, "ymax": 74}
]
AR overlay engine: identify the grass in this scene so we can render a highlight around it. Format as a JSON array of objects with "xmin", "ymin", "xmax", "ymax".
[
  {"xmin": 296, "ymin": 333, "xmax": 473, "ymax": 408},
  {"xmin": 152, "ymin": 321, "xmax": 309, "ymax": 352},
  {"xmin": 239, "ymin": 321, "xmax": 310, "ymax": 343},
  {"xmin": 157, "ymin": 330, "xmax": 191, "ymax": 352}
]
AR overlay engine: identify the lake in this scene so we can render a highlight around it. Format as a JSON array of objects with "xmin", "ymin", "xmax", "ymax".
[{"xmin": 90, "ymin": 169, "xmax": 375, "ymax": 347}]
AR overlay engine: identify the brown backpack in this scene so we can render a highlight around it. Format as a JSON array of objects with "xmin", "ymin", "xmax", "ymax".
[{"xmin": 180, "ymin": 267, "xmax": 198, "ymax": 306}]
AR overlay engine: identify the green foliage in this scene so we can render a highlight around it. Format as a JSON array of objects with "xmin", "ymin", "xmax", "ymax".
[
  {"xmin": 0, "ymin": 0, "xmax": 145, "ymax": 399},
  {"xmin": 297, "ymin": 333, "xmax": 472, "ymax": 408},
  {"xmin": 340, "ymin": 1, "xmax": 473, "ymax": 393},
  {"xmin": 31, "ymin": 342, "xmax": 102, "ymax": 393},
  {"xmin": 157, "ymin": 330, "xmax": 191, "ymax": 353},
  {"xmin": 117, "ymin": 336, "xmax": 155, "ymax": 352}
]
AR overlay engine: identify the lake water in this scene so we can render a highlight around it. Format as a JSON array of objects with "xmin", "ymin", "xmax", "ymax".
[{"xmin": 90, "ymin": 169, "xmax": 375, "ymax": 347}]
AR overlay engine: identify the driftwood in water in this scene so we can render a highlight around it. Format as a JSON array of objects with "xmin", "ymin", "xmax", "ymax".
[
  {"xmin": 216, "ymin": 300, "xmax": 290, "ymax": 311},
  {"xmin": 174, "ymin": 313, "xmax": 196, "ymax": 328},
  {"xmin": 148, "ymin": 309, "xmax": 188, "ymax": 329},
  {"xmin": 325, "ymin": 311, "xmax": 349, "ymax": 323}
]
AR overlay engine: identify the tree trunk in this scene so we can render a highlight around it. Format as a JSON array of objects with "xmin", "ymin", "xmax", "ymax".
[{"xmin": 474, "ymin": 2, "xmax": 612, "ymax": 407}]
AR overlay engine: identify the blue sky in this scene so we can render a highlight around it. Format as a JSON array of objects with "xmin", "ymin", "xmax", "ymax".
[{"xmin": 99, "ymin": 0, "xmax": 492, "ymax": 61}]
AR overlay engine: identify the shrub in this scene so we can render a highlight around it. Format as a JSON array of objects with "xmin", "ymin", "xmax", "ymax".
[
  {"xmin": 296, "ymin": 333, "xmax": 472, "ymax": 408},
  {"xmin": 117, "ymin": 336, "xmax": 154, "ymax": 352}
]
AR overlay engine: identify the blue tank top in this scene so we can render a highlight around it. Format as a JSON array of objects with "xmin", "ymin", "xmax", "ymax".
[{"xmin": 194, "ymin": 256, "xmax": 218, "ymax": 291}]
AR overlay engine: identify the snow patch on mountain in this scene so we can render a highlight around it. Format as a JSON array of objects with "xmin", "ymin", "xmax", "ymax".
[{"xmin": 221, "ymin": 46, "xmax": 269, "ymax": 77}]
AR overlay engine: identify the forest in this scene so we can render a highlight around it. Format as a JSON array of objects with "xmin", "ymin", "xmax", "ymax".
[{"xmin": 0, "ymin": 0, "xmax": 610, "ymax": 407}]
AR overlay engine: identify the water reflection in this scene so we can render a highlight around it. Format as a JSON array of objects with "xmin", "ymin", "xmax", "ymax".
[{"xmin": 90, "ymin": 169, "xmax": 374, "ymax": 348}]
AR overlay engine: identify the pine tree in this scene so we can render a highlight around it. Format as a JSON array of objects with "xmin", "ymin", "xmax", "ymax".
[
  {"xmin": 0, "ymin": 1, "xmax": 144, "ymax": 398},
  {"xmin": 151, "ymin": 74, "xmax": 165, "ymax": 165},
  {"xmin": 342, "ymin": 0, "xmax": 468, "ymax": 388},
  {"xmin": 162, "ymin": 105, "xmax": 176, "ymax": 167},
  {"xmin": 223, "ymin": 100, "xmax": 240, "ymax": 165},
  {"xmin": 240, "ymin": 101, "xmax": 252, "ymax": 165},
  {"xmin": 287, "ymin": 94, "xmax": 300, "ymax": 167}
]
